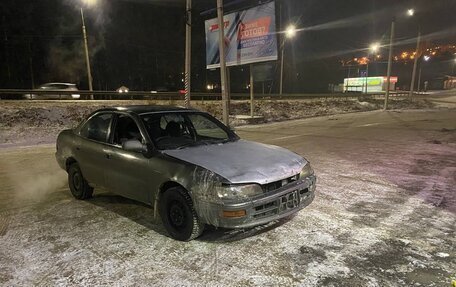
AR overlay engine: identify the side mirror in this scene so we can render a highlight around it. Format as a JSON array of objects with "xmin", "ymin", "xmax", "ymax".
[{"xmin": 122, "ymin": 139, "xmax": 147, "ymax": 153}]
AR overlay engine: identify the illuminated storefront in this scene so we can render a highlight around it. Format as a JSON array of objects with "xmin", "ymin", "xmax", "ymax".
[{"xmin": 343, "ymin": 76, "xmax": 398, "ymax": 93}]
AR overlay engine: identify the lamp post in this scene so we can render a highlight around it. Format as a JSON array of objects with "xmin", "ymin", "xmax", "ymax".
[
  {"xmin": 217, "ymin": 0, "xmax": 229, "ymax": 126},
  {"xmin": 184, "ymin": 0, "xmax": 191, "ymax": 107},
  {"xmin": 409, "ymin": 30, "xmax": 421, "ymax": 98},
  {"xmin": 80, "ymin": 0, "xmax": 95, "ymax": 99},
  {"xmin": 364, "ymin": 43, "xmax": 380, "ymax": 94},
  {"xmin": 385, "ymin": 9, "xmax": 417, "ymax": 109},
  {"xmin": 417, "ymin": 55, "xmax": 430, "ymax": 93},
  {"xmin": 408, "ymin": 8, "xmax": 421, "ymax": 99},
  {"xmin": 279, "ymin": 24, "xmax": 296, "ymax": 95},
  {"xmin": 384, "ymin": 19, "xmax": 395, "ymax": 110}
]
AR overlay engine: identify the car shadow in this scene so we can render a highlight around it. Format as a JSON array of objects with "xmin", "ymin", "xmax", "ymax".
[
  {"xmin": 86, "ymin": 191, "xmax": 295, "ymax": 242},
  {"xmin": 197, "ymin": 214, "xmax": 296, "ymax": 243},
  {"xmin": 86, "ymin": 192, "xmax": 169, "ymax": 237}
]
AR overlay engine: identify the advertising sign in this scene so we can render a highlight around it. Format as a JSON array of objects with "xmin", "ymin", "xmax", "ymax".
[
  {"xmin": 252, "ymin": 62, "xmax": 274, "ymax": 82},
  {"xmin": 344, "ymin": 77, "xmax": 398, "ymax": 93},
  {"xmin": 205, "ymin": 1, "xmax": 278, "ymax": 69}
]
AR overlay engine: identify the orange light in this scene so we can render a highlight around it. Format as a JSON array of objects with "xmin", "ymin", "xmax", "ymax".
[{"xmin": 222, "ymin": 210, "xmax": 247, "ymax": 218}]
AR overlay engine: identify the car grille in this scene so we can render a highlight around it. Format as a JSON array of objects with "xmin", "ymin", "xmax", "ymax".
[{"xmin": 253, "ymin": 188, "xmax": 310, "ymax": 219}]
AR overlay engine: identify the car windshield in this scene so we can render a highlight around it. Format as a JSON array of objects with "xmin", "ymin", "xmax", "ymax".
[{"xmin": 141, "ymin": 112, "xmax": 238, "ymax": 150}]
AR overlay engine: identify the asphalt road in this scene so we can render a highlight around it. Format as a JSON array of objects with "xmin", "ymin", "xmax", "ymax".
[{"xmin": 0, "ymin": 109, "xmax": 455, "ymax": 286}]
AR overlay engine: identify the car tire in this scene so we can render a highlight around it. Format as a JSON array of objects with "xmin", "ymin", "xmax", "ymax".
[
  {"xmin": 159, "ymin": 186, "xmax": 204, "ymax": 241},
  {"xmin": 68, "ymin": 163, "xmax": 93, "ymax": 200}
]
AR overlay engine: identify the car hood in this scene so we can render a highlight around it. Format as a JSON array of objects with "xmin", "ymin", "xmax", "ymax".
[{"xmin": 163, "ymin": 140, "xmax": 306, "ymax": 184}]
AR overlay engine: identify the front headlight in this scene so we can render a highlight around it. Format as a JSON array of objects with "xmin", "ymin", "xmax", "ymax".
[
  {"xmin": 216, "ymin": 184, "xmax": 263, "ymax": 200},
  {"xmin": 300, "ymin": 163, "xmax": 314, "ymax": 179}
]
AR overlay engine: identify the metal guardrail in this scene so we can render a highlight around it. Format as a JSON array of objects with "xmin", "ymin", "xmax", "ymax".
[{"xmin": 0, "ymin": 89, "xmax": 410, "ymax": 101}]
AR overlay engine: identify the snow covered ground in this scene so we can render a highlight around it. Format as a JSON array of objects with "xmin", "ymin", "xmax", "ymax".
[
  {"xmin": 0, "ymin": 97, "xmax": 435, "ymax": 147},
  {"xmin": 0, "ymin": 107, "xmax": 454, "ymax": 286}
]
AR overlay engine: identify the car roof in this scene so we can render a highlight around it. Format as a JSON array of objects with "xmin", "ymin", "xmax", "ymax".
[{"xmin": 96, "ymin": 105, "xmax": 199, "ymax": 115}]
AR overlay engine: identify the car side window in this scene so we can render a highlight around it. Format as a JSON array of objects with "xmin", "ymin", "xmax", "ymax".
[
  {"xmin": 113, "ymin": 115, "xmax": 143, "ymax": 146},
  {"xmin": 80, "ymin": 113, "xmax": 113, "ymax": 143}
]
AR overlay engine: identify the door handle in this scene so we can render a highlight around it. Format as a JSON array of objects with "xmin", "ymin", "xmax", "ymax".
[
  {"xmin": 76, "ymin": 146, "xmax": 81, "ymax": 151},
  {"xmin": 105, "ymin": 153, "xmax": 111, "ymax": 159}
]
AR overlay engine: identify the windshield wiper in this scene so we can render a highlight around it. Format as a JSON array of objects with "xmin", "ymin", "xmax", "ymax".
[
  {"xmin": 175, "ymin": 138, "xmax": 234, "ymax": 150},
  {"xmin": 175, "ymin": 141, "xmax": 205, "ymax": 150}
]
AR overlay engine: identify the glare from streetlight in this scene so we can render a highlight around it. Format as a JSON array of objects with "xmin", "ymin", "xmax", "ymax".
[
  {"xmin": 285, "ymin": 25, "xmax": 297, "ymax": 39},
  {"xmin": 407, "ymin": 9, "xmax": 415, "ymax": 17},
  {"xmin": 423, "ymin": 55, "xmax": 430, "ymax": 61},
  {"xmin": 370, "ymin": 42, "xmax": 380, "ymax": 53},
  {"xmin": 82, "ymin": 0, "xmax": 97, "ymax": 6}
]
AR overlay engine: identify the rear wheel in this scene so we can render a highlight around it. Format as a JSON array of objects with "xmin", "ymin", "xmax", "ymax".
[
  {"xmin": 68, "ymin": 163, "xmax": 93, "ymax": 200},
  {"xmin": 159, "ymin": 186, "xmax": 204, "ymax": 241}
]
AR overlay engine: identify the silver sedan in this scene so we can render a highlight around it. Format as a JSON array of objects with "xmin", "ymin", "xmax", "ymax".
[{"xmin": 55, "ymin": 106, "xmax": 316, "ymax": 241}]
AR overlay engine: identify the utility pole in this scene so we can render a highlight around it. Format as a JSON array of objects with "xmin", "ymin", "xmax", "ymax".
[
  {"xmin": 365, "ymin": 60, "xmax": 369, "ymax": 94},
  {"xmin": 250, "ymin": 64, "xmax": 254, "ymax": 117},
  {"xmin": 417, "ymin": 64, "xmax": 422, "ymax": 93},
  {"xmin": 279, "ymin": 39, "xmax": 284, "ymax": 95},
  {"xmin": 2, "ymin": 16, "xmax": 11, "ymax": 84},
  {"xmin": 81, "ymin": 8, "xmax": 93, "ymax": 99},
  {"xmin": 184, "ymin": 0, "xmax": 191, "ymax": 107},
  {"xmin": 384, "ymin": 19, "xmax": 395, "ymax": 111},
  {"xmin": 217, "ymin": 0, "xmax": 230, "ymax": 126},
  {"xmin": 28, "ymin": 42, "xmax": 35, "ymax": 89},
  {"xmin": 278, "ymin": 2, "xmax": 283, "ymax": 95},
  {"xmin": 409, "ymin": 30, "xmax": 421, "ymax": 98}
]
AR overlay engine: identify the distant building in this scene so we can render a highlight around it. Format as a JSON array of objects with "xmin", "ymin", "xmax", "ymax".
[
  {"xmin": 443, "ymin": 76, "xmax": 456, "ymax": 90},
  {"xmin": 343, "ymin": 76, "xmax": 398, "ymax": 93},
  {"xmin": 429, "ymin": 76, "xmax": 456, "ymax": 90}
]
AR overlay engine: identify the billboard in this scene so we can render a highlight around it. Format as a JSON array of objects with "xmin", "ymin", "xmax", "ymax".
[
  {"xmin": 344, "ymin": 77, "xmax": 398, "ymax": 93},
  {"xmin": 205, "ymin": 1, "xmax": 278, "ymax": 69}
]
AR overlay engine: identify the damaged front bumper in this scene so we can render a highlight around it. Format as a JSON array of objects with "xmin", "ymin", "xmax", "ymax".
[{"xmin": 198, "ymin": 175, "xmax": 316, "ymax": 229}]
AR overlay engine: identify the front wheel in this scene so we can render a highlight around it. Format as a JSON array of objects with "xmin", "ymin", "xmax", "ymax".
[
  {"xmin": 159, "ymin": 186, "xmax": 204, "ymax": 241},
  {"xmin": 68, "ymin": 163, "xmax": 93, "ymax": 200}
]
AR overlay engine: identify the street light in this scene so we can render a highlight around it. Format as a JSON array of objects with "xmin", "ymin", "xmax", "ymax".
[
  {"xmin": 80, "ymin": 0, "xmax": 96, "ymax": 99},
  {"xmin": 364, "ymin": 42, "xmax": 381, "ymax": 93},
  {"xmin": 385, "ymin": 8, "xmax": 417, "ymax": 110},
  {"xmin": 370, "ymin": 43, "xmax": 380, "ymax": 53},
  {"xmin": 417, "ymin": 55, "xmax": 430, "ymax": 93},
  {"xmin": 280, "ymin": 24, "xmax": 297, "ymax": 95},
  {"xmin": 408, "ymin": 8, "xmax": 421, "ymax": 98},
  {"xmin": 384, "ymin": 19, "xmax": 395, "ymax": 110},
  {"xmin": 285, "ymin": 25, "xmax": 297, "ymax": 38}
]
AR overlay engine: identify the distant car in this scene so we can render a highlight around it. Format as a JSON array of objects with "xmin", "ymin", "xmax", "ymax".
[
  {"xmin": 116, "ymin": 86, "xmax": 129, "ymax": 94},
  {"xmin": 23, "ymin": 83, "xmax": 80, "ymax": 100},
  {"xmin": 55, "ymin": 106, "xmax": 316, "ymax": 241}
]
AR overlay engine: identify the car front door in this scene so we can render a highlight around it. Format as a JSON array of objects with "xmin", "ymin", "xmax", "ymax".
[{"xmin": 103, "ymin": 114, "xmax": 151, "ymax": 204}]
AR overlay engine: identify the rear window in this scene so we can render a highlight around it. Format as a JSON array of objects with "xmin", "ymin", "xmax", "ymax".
[{"xmin": 80, "ymin": 113, "xmax": 113, "ymax": 143}]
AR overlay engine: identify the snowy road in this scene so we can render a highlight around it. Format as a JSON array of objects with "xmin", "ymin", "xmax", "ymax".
[{"xmin": 0, "ymin": 109, "xmax": 455, "ymax": 286}]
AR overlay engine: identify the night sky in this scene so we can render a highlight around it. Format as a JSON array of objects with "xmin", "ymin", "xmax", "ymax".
[{"xmin": 0, "ymin": 0, "xmax": 455, "ymax": 92}]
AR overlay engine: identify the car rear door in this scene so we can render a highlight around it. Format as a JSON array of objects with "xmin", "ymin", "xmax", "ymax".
[{"xmin": 75, "ymin": 112, "xmax": 114, "ymax": 189}]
